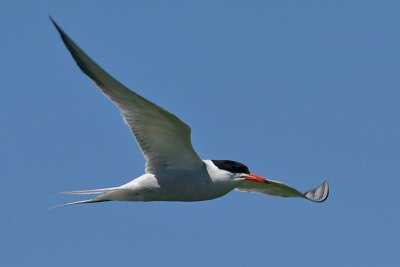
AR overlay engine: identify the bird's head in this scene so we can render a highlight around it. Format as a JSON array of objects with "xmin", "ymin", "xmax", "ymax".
[{"xmin": 209, "ymin": 160, "xmax": 267, "ymax": 183}]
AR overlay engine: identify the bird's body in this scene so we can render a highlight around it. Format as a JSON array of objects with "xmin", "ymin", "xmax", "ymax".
[
  {"xmin": 51, "ymin": 18, "xmax": 329, "ymax": 207},
  {"xmin": 63, "ymin": 160, "xmax": 245, "ymax": 203}
]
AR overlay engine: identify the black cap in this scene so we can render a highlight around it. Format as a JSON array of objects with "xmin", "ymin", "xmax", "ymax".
[{"xmin": 211, "ymin": 160, "xmax": 250, "ymax": 174}]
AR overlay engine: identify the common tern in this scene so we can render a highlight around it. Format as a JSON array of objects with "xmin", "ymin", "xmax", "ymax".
[{"xmin": 50, "ymin": 18, "xmax": 329, "ymax": 206}]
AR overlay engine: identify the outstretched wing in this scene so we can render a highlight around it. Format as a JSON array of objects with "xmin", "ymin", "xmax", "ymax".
[
  {"xmin": 51, "ymin": 18, "xmax": 202, "ymax": 174},
  {"xmin": 237, "ymin": 179, "xmax": 329, "ymax": 202}
]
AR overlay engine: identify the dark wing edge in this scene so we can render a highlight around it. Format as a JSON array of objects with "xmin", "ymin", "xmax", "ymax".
[
  {"xmin": 49, "ymin": 17, "xmax": 171, "ymax": 120},
  {"xmin": 236, "ymin": 179, "xmax": 329, "ymax": 203},
  {"xmin": 49, "ymin": 17, "xmax": 202, "ymax": 173}
]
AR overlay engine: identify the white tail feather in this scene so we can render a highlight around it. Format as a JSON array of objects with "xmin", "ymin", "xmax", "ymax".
[
  {"xmin": 58, "ymin": 187, "xmax": 119, "ymax": 195},
  {"xmin": 50, "ymin": 199, "xmax": 110, "ymax": 209}
]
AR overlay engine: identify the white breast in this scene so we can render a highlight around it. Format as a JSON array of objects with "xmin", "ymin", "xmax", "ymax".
[{"xmin": 118, "ymin": 161, "xmax": 238, "ymax": 201}]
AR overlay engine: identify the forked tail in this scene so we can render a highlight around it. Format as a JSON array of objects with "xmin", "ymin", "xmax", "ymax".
[{"xmin": 52, "ymin": 187, "xmax": 119, "ymax": 208}]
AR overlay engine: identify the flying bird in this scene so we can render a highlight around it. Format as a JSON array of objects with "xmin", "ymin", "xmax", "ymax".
[{"xmin": 50, "ymin": 18, "xmax": 329, "ymax": 206}]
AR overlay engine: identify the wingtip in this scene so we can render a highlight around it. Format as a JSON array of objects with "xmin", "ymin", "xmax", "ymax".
[
  {"xmin": 49, "ymin": 15, "xmax": 57, "ymax": 28},
  {"xmin": 49, "ymin": 16, "xmax": 64, "ymax": 36},
  {"xmin": 304, "ymin": 179, "xmax": 329, "ymax": 203},
  {"xmin": 49, "ymin": 16, "xmax": 87, "ymax": 72}
]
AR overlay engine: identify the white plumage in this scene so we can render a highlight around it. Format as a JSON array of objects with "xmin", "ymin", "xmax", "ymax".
[{"xmin": 51, "ymin": 18, "xmax": 329, "ymax": 207}]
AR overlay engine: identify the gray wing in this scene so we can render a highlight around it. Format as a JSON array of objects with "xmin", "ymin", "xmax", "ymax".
[
  {"xmin": 236, "ymin": 179, "xmax": 329, "ymax": 202},
  {"xmin": 51, "ymin": 18, "xmax": 202, "ymax": 174}
]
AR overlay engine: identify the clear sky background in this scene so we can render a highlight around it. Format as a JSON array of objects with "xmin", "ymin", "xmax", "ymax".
[{"xmin": 1, "ymin": 1, "xmax": 399, "ymax": 266}]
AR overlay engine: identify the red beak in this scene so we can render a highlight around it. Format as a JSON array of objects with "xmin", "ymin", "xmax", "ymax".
[{"xmin": 243, "ymin": 173, "xmax": 266, "ymax": 183}]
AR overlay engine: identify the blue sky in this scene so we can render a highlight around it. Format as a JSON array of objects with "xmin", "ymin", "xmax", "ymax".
[{"xmin": 1, "ymin": 1, "xmax": 399, "ymax": 266}]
